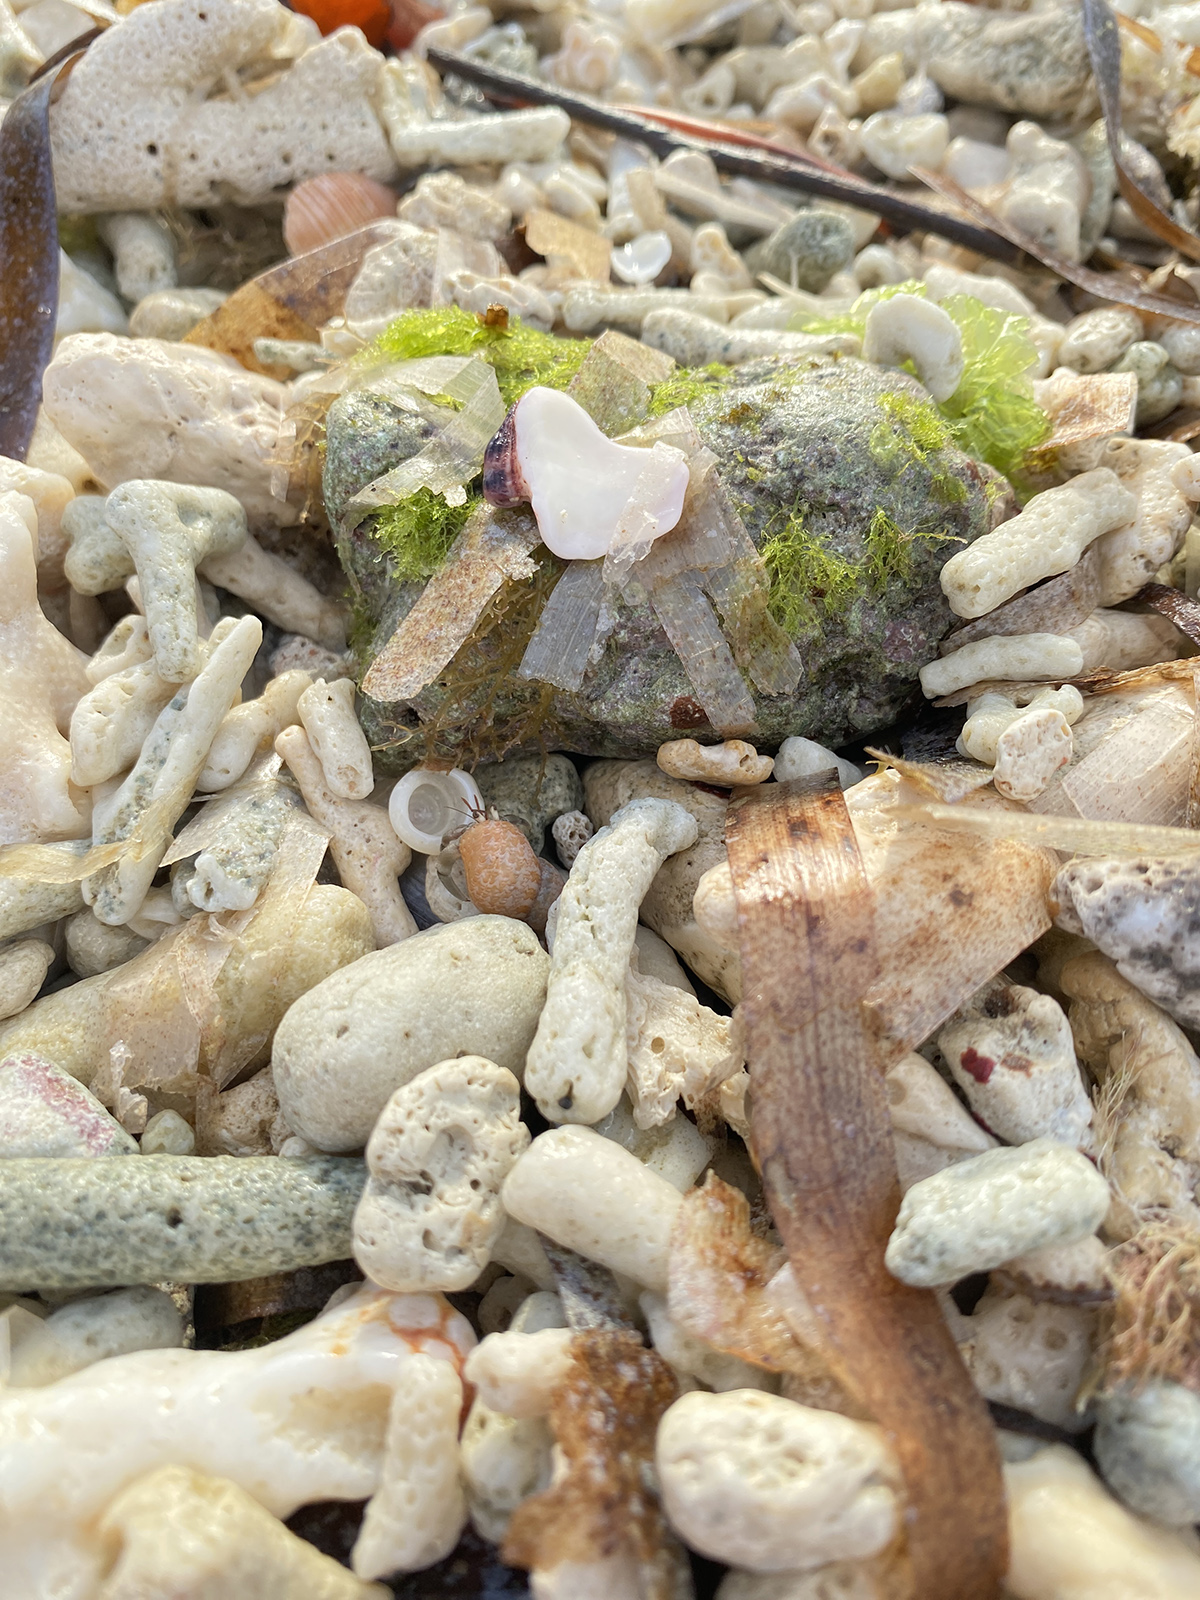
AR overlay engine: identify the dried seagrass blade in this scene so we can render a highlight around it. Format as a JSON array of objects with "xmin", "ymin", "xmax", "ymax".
[
  {"xmin": 1135, "ymin": 581, "xmax": 1200, "ymax": 649},
  {"xmin": 725, "ymin": 776, "xmax": 1007, "ymax": 1600},
  {"xmin": 1084, "ymin": 0, "xmax": 1200, "ymax": 264},
  {"xmin": 0, "ymin": 66, "xmax": 61, "ymax": 458}
]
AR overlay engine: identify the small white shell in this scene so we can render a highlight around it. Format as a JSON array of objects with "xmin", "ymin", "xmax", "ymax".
[{"xmin": 388, "ymin": 768, "xmax": 483, "ymax": 854}]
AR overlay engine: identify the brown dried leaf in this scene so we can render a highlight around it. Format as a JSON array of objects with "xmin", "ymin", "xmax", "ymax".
[
  {"xmin": 361, "ymin": 504, "xmax": 540, "ymax": 703},
  {"xmin": 183, "ymin": 221, "xmax": 399, "ymax": 377},
  {"xmin": 1136, "ymin": 581, "xmax": 1200, "ymax": 648},
  {"xmin": 523, "ymin": 208, "xmax": 611, "ymax": 285},
  {"xmin": 503, "ymin": 1330, "xmax": 686, "ymax": 1596},
  {"xmin": 913, "ymin": 166, "xmax": 1200, "ymax": 326},
  {"xmin": 726, "ymin": 778, "xmax": 1007, "ymax": 1600},
  {"xmin": 0, "ymin": 67, "xmax": 60, "ymax": 457}
]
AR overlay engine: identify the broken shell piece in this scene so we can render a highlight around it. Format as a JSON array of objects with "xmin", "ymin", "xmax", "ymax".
[
  {"xmin": 283, "ymin": 171, "xmax": 398, "ymax": 256},
  {"xmin": 657, "ymin": 739, "xmax": 773, "ymax": 786},
  {"xmin": 885, "ymin": 1049, "xmax": 995, "ymax": 1192},
  {"xmin": 482, "ymin": 387, "xmax": 689, "ymax": 563},
  {"xmin": 297, "ymin": 677, "xmax": 374, "ymax": 801},
  {"xmin": 388, "ymin": 766, "xmax": 483, "ymax": 855},
  {"xmin": 861, "ymin": 292, "xmax": 964, "ymax": 403},
  {"xmin": 352, "ymin": 1056, "xmax": 529, "ymax": 1294},
  {"xmin": 611, "ymin": 230, "xmax": 673, "ymax": 286},
  {"xmin": 97, "ymin": 1464, "xmax": 384, "ymax": 1599},
  {"xmin": 938, "ymin": 978, "xmax": 1093, "ymax": 1148}
]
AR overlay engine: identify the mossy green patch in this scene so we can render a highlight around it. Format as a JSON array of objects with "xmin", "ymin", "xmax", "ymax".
[
  {"xmin": 870, "ymin": 391, "xmax": 969, "ymax": 507},
  {"xmin": 647, "ymin": 362, "xmax": 732, "ymax": 417},
  {"xmin": 371, "ymin": 490, "xmax": 477, "ymax": 584},
  {"xmin": 863, "ymin": 507, "xmax": 962, "ymax": 589},
  {"xmin": 760, "ymin": 506, "xmax": 859, "ymax": 636},
  {"xmin": 368, "ymin": 307, "xmax": 591, "ymax": 407}
]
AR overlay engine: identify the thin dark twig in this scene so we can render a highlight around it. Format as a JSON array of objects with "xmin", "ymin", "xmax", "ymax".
[
  {"xmin": 426, "ymin": 46, "xmax": 1025, "ymax": 264},
  {"xmin": 28, "ymin": 25, "xmax": 103, "ymax": 83}
]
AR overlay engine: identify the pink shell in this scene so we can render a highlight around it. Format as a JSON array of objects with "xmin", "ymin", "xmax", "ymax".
[{"xmin": 283, "ymin": 172, "xmax": 397, "ymax": 257}]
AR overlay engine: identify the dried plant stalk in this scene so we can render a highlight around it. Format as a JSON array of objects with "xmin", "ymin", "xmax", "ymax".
[
  {"xmin": 726, "ymin": 777, "xmax": 1007, "ymax": 1600},
  {"xmin": 503, "ymin": 1329, "xmax": 687, "ymax": 1597},
  {"xmin": 892, "ymin": 800, "xmax": 1200, "ymax": 858},
  {"xmin": 1099, "ymin": 1223, "xmax": 1200, "ymax": 1396},
  {"xmin": 0, "ymin": 66, "xmax": 61, "ymax": 457}
]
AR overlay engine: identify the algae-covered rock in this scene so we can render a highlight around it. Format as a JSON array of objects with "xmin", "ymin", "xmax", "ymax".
[{"xmin": 330, "ymin": 328, "xmax": 1011, "ymax": 770}]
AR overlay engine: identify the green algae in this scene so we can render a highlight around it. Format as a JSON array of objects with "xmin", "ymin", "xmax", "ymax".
[
  {"xmin": 368, "ymin": 307, "xmax": 591, "ymax": 407},
  {"xmin": 760, "ymin": 506, "xmax": 860, "ymax": 636},
  {"xmin": 370, "ymin": 490, "xmax": 477, "ymax": 585},
  {"xmin": 789, "ymin": 283, "xmax": 1048, "ymax": 480},
  {"xmin": 646, "ymin": 362, "xmax": 733, "ymax": 417}
]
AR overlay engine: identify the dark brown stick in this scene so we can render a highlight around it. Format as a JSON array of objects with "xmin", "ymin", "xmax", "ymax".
[
  {"xmin": 426, "ymin": 46, "xmax": 1025, "ymax": 264},
  {"xmin": 726, "ymin": 776, "xmax": 1007, "ymax": 1600}
]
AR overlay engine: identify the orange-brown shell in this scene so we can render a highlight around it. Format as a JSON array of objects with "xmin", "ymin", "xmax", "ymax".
[
  {"xmin": 459, "ymin": 819, "xmax": 544, "ymax": 921},
  {"xmin": 283, "ymin": 172, "xmax": 397, "ymax": 257}
]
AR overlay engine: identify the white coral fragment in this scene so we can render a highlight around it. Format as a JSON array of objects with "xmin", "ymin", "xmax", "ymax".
[
  {"xmin": 49, "ymin": 0, "xmax": 396, "ymax": 212},
  {"xmin": 861, "ymin": 292, "xmax": 964, "ymax": 402},
  {"xmin": 524, "ymin": 796, "xmax": 698, "ymax": 1124},
  {"xmin": 353, "ymin": 1056, "xmax": 529, "ymax": 1294},
  {"xmin": 939, "ymin": 469, "xmax": 1138, "ymax": 620},
  {"xmin": 656, "ymin": 1390, "xmax": 901, "ymax": 1573}
]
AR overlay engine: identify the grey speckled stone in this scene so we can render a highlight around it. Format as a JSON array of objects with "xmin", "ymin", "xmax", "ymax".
[
  {"xmin": 0, "ymin": 1156, "xmax": 365, "ymax": 1290},
  {"xmin": 474, "ymin": 753, "xmax": 583, "ymax": 853},
  {"xmin": 920, "ymin": 0, "xmax": 1092, "ymax": 120},
  {"xmin": 745, "ymin": 209, "xmax": 856, "ymax": 293},
  {"xmin": 337, "ymin": 354, "xmax": 1008, "ymax": 770}
]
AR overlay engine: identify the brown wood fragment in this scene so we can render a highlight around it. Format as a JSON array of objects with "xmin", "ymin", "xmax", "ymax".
[
  {"xmin": 182, "ymin": 221, "xmax": 397, "ymax": 377},
  {"xmin": 193, "ymin": 1260, "xmax": 362, "ymax": 1331},
  {"xmin": 503, "ymin": 1329, "xmax": 687, "ymax": 1597},
  {"xmin": 1136, "ymin": 581, "xmax": 1200, "ymax": 649},
  {"xmin": 726, "ymin": 776, "xmax": 1007, "ymax": 1600}
]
